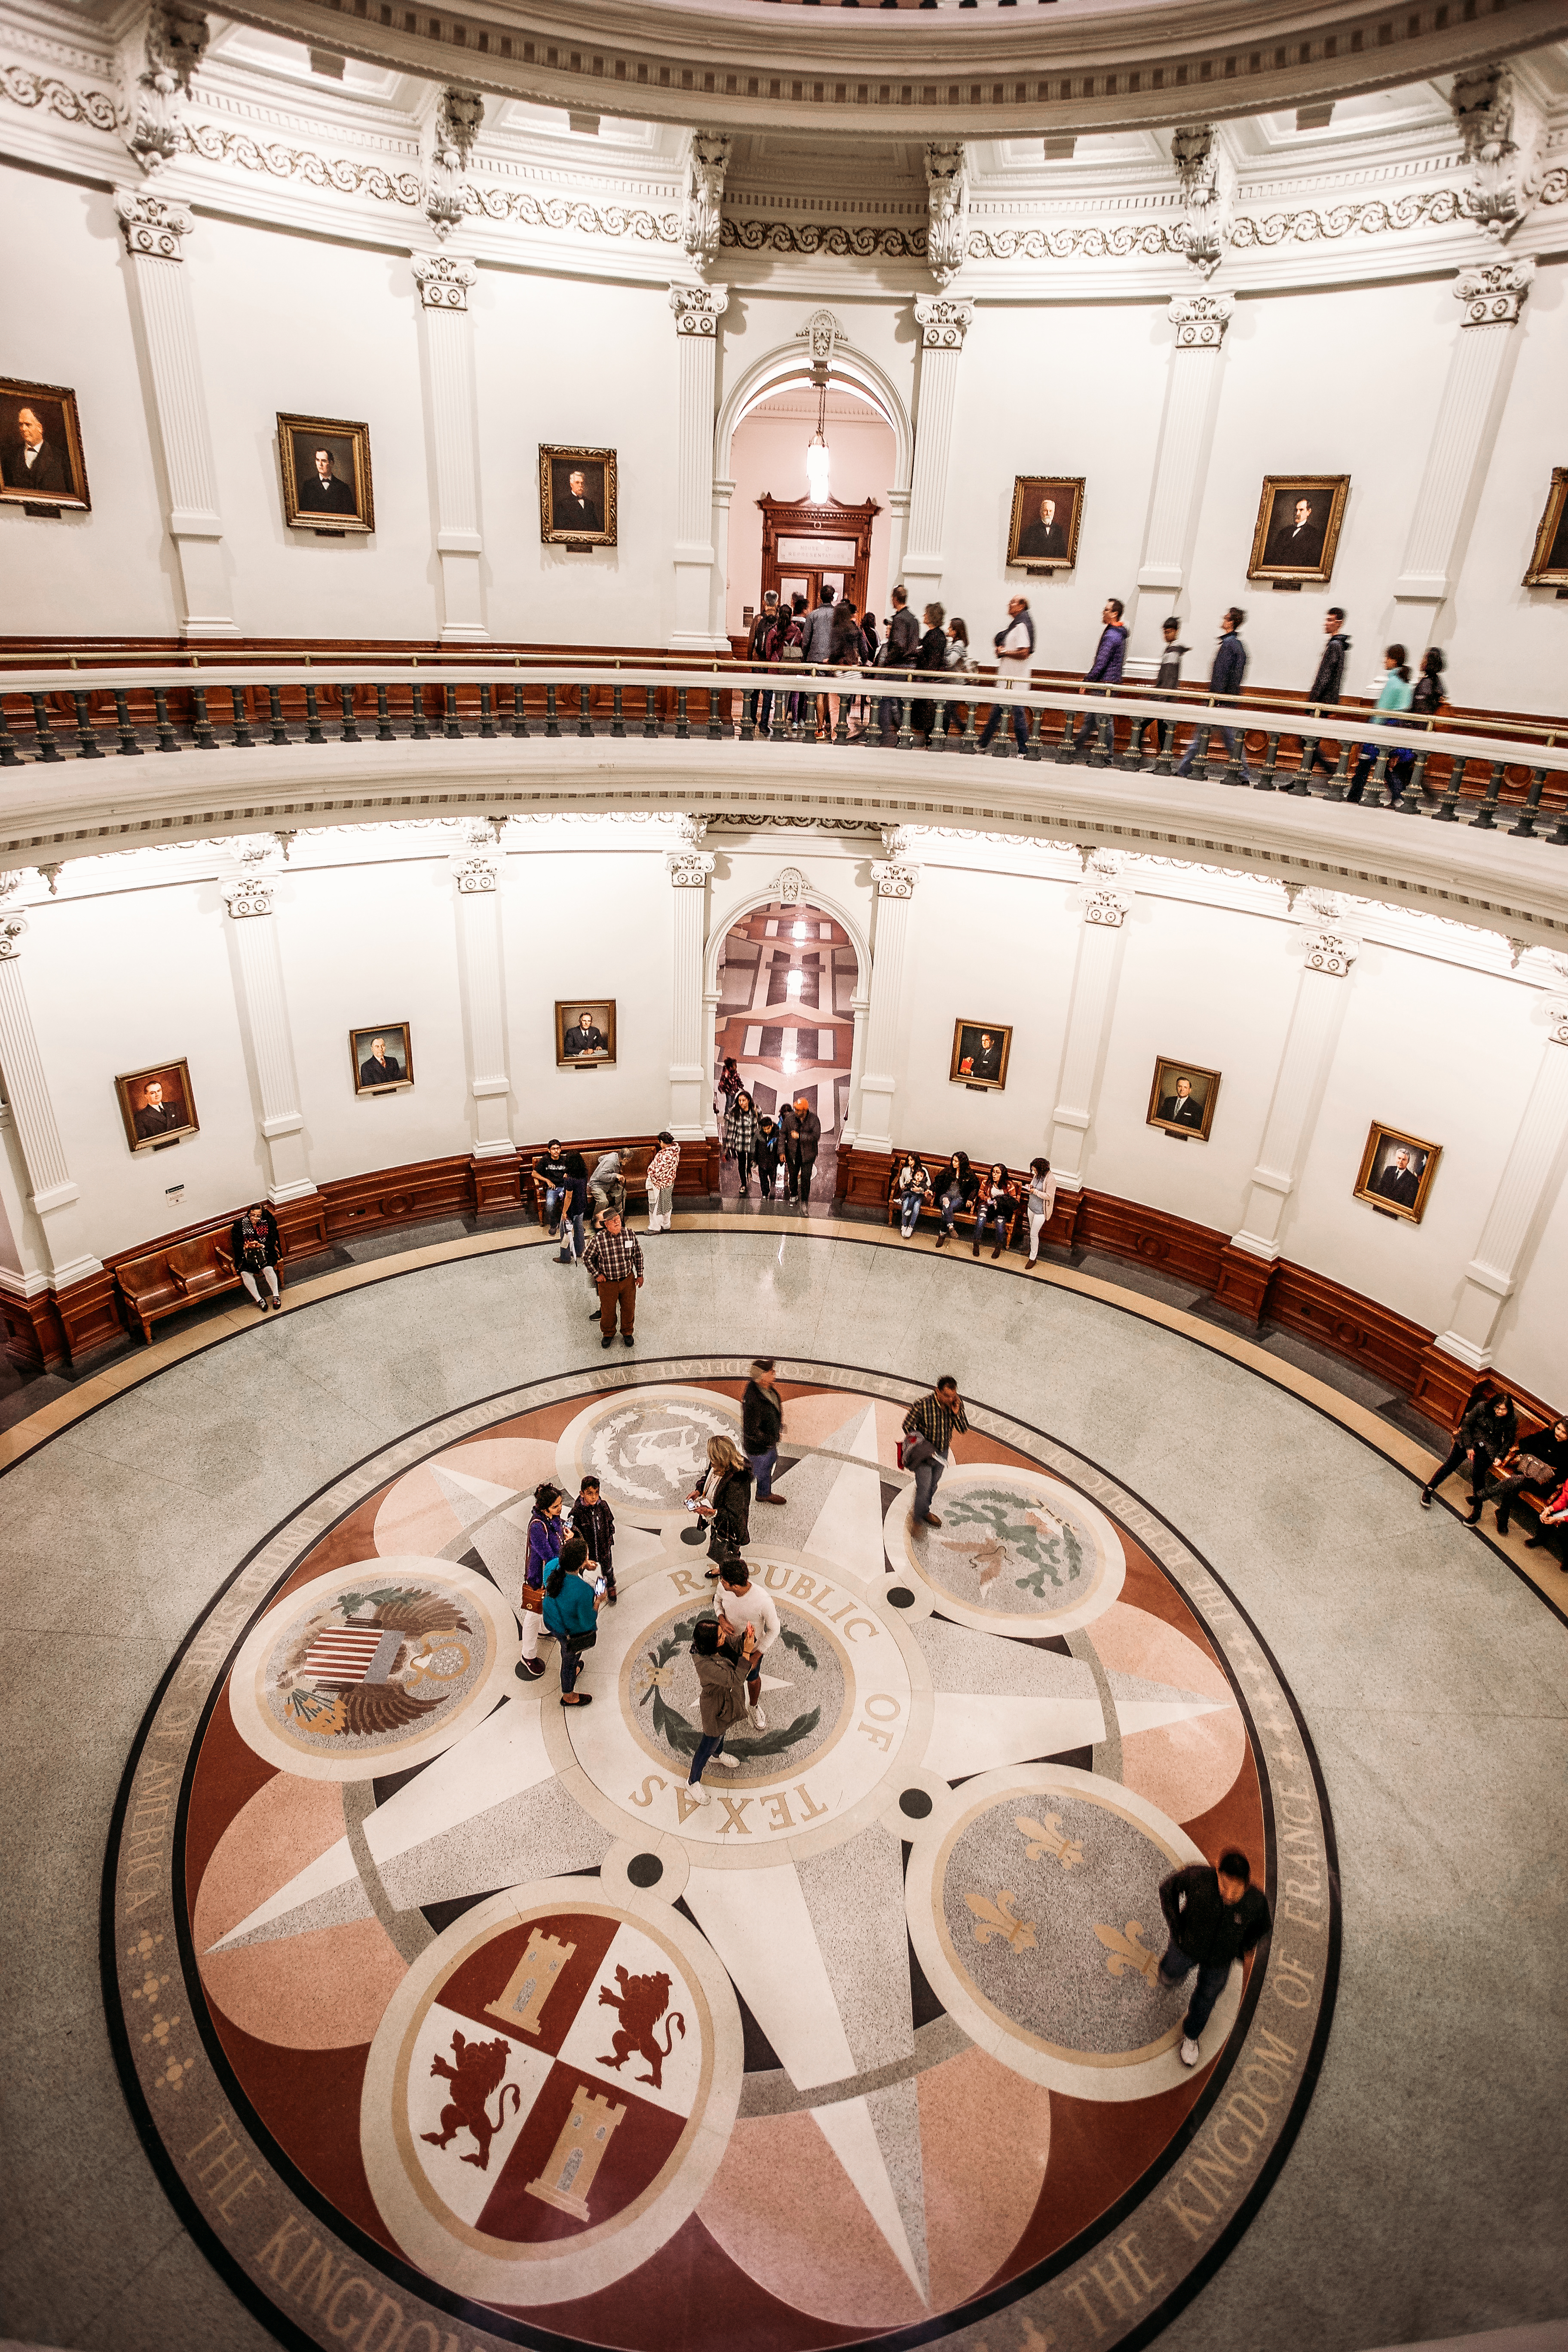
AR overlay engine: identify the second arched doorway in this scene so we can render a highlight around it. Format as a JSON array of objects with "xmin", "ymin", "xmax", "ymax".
[{"xmin": 713, "ymin": 897, "xmax": 859, "ymax": 1210}]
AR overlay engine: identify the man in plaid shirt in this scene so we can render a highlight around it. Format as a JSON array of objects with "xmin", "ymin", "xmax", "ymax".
[
  {"xmin": 901, "ymin": 1377, "xmax": 968, "ymax": 1528},
  {"xmin": 583, "ymin": 1212, "xmax": 644, "ymax": 1348}
]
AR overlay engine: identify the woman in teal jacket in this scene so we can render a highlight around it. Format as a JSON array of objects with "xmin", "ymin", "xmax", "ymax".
[
  {"xmin": 1347, "ymin": 646, "xmax": 1414, "ymax": 802},
  {"xmin": 542, "ymin": 1535, "xmax": 601, "ymax": 1705}
]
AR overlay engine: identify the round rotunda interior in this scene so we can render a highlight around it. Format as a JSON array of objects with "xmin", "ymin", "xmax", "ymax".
[{"xmin": 1, "ymin": 12, "xmax": 1567, "ymax": 2352}]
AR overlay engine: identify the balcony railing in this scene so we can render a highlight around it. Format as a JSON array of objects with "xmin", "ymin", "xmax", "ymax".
[{"xmin": 3, "ymin": 656, "xmax": 1566, "ymax": 838}]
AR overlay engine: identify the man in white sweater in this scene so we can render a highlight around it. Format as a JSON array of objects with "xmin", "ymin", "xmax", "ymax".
[{"xmin": 714, "ymin": 1559, "xmax": 782, "ymax": 1730}]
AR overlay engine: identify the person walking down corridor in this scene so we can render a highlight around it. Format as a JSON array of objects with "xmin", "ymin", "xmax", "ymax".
[
  {"xmin": 516, "ymin": 1480, "xmax": 565, "ymax": 1683},
  {"xmin": 583, "ymin": 1211, "xmax": 643, "ymax": 1349},
  {"xmin": 1305, "ymin": 606, "xmax": 1351, "ymax": 776},
  {"xmin": 781, "ymin": 1096, "xmax": 821, "ymax": 1208},
  {"xmin": 744, "ymin": 1357, "xmax": 787, "ymax": 1507},
  {"xmin": 684, "ymin": 1615, "xmax": 761, "ymax": 1802},
  {"xmin": 1072, "ymin": 597, "xmax": 1128, "ymax": 760},
  {"xmin": 1175, "ymin": 609, "xmax": 1253, "ymax": 784},
  {"xmin": 977, "ymin": 597, "xmax": 1035, "ymax": 754},
  {"xmin": 902, "ymin": 1376, "xmax": 969, "ymax": 1529},
  {"xmin": 1157, "ymin": 1847, "xmax": 1271, "ymax": 2068},
  {"xmin": 725, "ymin": 1089, "xmax": 761, "ymax": 1197},
  {"xmin": 644, "ymin": 1130, "xmax": 680, "ymax": 1232},
  {"xmin": 689, "ymin": 1434, "xmax": 753, "ymax": 1577},
  {"xmin": 542, "ymin": 1535, "xmax": 601, "ymax": 1708},
  {"xmin": 1023, "ymin": 1157, "xmax": 1057, "ymax": 1270}
]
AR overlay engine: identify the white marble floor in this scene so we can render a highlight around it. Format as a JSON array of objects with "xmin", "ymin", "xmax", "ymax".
[{"xmin": 2, "ymin": 1225, "xmax": 1564, "ymax": 2352}]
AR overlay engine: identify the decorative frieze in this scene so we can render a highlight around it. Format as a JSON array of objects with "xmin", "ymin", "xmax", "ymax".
[
  {"xmin": 413, "ymin": 251, "xmax": 476, "ymax": 311},
  {"xmin": 668, "ymin": 282, "xmax": 728, "ymax": 337},
  {"xmin": 913, "ymin": 295, "xmax": 973, "ymax": 350},
  {"xmin": 1, "ymin": 61, "xmax": 122, "ymax": 132},
  {"xmin": 924, "ymin": 141, "xmax": 968, "ymax": 287},
  {"xmin": 681, "ymin": 130, "xmax": 731, "ymax": 269},
  {"xmin": 113, "ymin": 184, "xmax": 192, "ymax": 257}
]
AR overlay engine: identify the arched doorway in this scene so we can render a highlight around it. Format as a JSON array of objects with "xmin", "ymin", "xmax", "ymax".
[
  {"xmin": 713, "ymin": 898, "xmax": 859, "ymax": 1210},
  {"xmin": 726, "ymin": 386, "xmax": 897, "ymax": 642}
]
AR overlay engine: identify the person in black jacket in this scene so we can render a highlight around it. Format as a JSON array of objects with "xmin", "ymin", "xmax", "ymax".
[
  {"xmin": 1419, "ymin": 1386, "xmax": 1517, "ymax": 1514},
  {"xmin": 780, "ymin": 1097, "xmax": 822, "ymax": 1207},
  {"xmin": 1158, "ymin": 1847, "xmax": 1271, "ymax": 2067},
  {"xmin": 1480, "ymin": 1414, "xmax": 1568, "ymax": 1537},
  {"xmin": 1306, "ymin": 607, "xmax": 1351, "ymax": 775},
  {"xmin": 756, "ymin": 1112, "xmax": 782, "ymax": 1199},
  {"xmin": 570, "ymin": 1476, "xmax": 617, "ymax": 1604},
  {"xmin": 744, "ymin": 1358, "xmax": 786, "ymax": 1506},
  {"xmin": 911, "ymin": 600, "xmax": 947, "ymax": 741},
  {"xmin": 934, "ymin": 1151, "xmax": 978, "ymax": 1246},
  {"xmin": 690, "ymin": 1436, "xmax": 753, "ymax": 1580},
  {"xmin": 229, "ymin": 1203, "xmax": 284, "ymax": 1312},
  {"xmin": 555, "ymin": 1151, "xmax": 590, "ymax": 1267}
]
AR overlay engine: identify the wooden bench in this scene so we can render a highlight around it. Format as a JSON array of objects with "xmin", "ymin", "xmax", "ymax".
[
  {"xmin": 116, "ymin": 1228, "xmax": 255, "ymax": 1341},
  {"xmin": 883, "ymin": 1163, "xmax": 1026, "ymax": 1248}
]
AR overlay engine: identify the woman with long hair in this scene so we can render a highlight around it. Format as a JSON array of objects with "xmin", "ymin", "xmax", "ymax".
[
  {"xmin": 689, "ymin": 1433, "xmax": 753, "ymax": 1580},
  {"xmin": 1347, "ymin": 644, "xmax": 1414, "ymax": 802},
  {"xmin": 645, "ymin": 1129, "xmax": 680, "ymax": 1233},
  {"xmin": 1400, "ymin": 645, "xmax": 1446, "ymax": 801},
  {"xmin": 934, "ymin": 1150, "xmax": 978, "ymax": 1248},
  {"xmin": 684, "ymin": 1614, "xmax": 761, "ymax": 1801},
  {"xmin": 517, "ymin": 1481, "xmax": 565, "ymax": 1681},
  {"xmin": 1023, "ymin": 1157, "xmax": 1056, "ymax": 1271},
  {"xmin": 229, "ymin": 1201, "xmax": 283, "ymax": 1313},
  {"xmin": 944, "ymin": 615, "xmax": 976, "ymax": 738},
  {"xmin": 724, "ymin": 1089, "xmax": 760, "ymax": 1197},
  {"xmin": 973, "ymin": 1162, "xmax": 1021, "ymax": 1260},
  {"xmin": 543, "ymin": 1533, "xmax": 601, "ymax": 1706},
  {"xmin": 894, "ymin": 1149, "xmax": 933, "ymax": 1240}
]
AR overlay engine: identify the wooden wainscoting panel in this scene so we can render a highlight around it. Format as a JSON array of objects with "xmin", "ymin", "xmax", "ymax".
[
  {"xmin": 1265, "ymin": 1262, "xmax": 1431, "ymax": 1396},
  {"xmin": 1075, "ymin": 1193, "xmax": 1228, "ymax": 1289}
]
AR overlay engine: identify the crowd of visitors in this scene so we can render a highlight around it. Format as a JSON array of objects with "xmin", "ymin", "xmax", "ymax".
[
  {"xmin": 739, "ymin": 582, "xmax": 1448, "ymax": 770},
  {"xmin": 1420, "ymin": 1379, "xmax": 1568, "ymax": 1550},
  {"xmin": 893, "ymin": 1150, "xmax": 1057, "ymax": 1267}
]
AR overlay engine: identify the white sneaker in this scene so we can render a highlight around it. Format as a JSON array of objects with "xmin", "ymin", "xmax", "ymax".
[
  {"xmin": 749, "ymin": 1704, "xmax": 766, "ymax": 1730},
  {"xmin": 716, "ymin": 1752, "xmax": 741, "ymax": 1768},
  {"xmin": 1179, "ymin": 2036, "xmax": 1201, "ymax": 2068},
  {"xmin": 688, "ymin": 1782, "xmax": 712, "ymax": 1805}
]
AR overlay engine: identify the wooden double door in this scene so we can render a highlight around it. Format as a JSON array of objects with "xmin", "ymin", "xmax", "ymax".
[{"xmin": 757, "ymin": 494, "xmax": 880, "ymax": 621}]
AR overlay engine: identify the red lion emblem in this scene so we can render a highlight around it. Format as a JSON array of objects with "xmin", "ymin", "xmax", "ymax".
[
  {"xmin": 420, "ymin": 2030, "xmax": 521, "ymax": 2171},
  {"xmin": 597, "ymin": 1964, "xmax": 686, "ymax": 2090}
]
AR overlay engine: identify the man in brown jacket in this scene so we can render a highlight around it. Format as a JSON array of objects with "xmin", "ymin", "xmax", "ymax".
[{"xmin": 685, "ymin": 1615, "xmax": 761, "ymax": 1802}]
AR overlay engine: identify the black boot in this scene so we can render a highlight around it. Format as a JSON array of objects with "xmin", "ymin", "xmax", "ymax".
[{"xmin": 1463, "ymin": 1503, "xmax": 1482, "ymax": 1525}]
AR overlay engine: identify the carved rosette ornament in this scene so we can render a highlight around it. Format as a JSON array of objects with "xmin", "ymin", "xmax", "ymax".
[
  {"xmin": 222, "ymin": 875, "xmax": 273, "ymax": 919},
  {"xmin": 796, "ymin": 308, "xmax": 844, "ymax": 368},
  {"xmin": 923, "ymin": 141, "xmax": 969, "ymax": 288},
  {"xmin": 913, "ymin": 296, "xmax": 973, "ymax": 351},
  {"xmin": 0, "ymin": 915, "xmax": 27, "ymax": 960},
  {"xmin": 1170, "ymin": 123, "xmax": 1236, "ymax": 280},
  {"xmin": 1454, "ymin": 257, "xmax": 1534, "ymax": 328},
  {"xmin": 1168, "ymin": 292, "xmax": 1234, "ymax": 349},
  {"xmin": 121, "ymin": 2, "xmax": 209, "ymax": 175},
  {"xmin": 870, "ymin": 861, "xmax": 918, "ymax": 900},
  {"xmin": 665, "ymin": 850, "xmax": 716, "ymax": 887},
  {"xmin": 114, "ymin": 185, "xmax": 193, "ymax": 258},
  {"xmin": 668, "ymin": 283, "xmax": 729, "ymax": 337},
  {"xmin": 681, "ymin": 131, "xmax": 732, "ymax": 270},
  {"xmin": 413, "ymin": 253, "xmax": 476, "ymax": 312},
  {"xmin": 1451, "ymin": 63, "xmax": 1545, "ymax": 241}
]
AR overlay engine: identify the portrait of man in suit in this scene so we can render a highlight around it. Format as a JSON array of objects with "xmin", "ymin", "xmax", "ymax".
[
  {"xmin": 1374, "ymin": 1147, "xmax": 1421, "ymax": 1208},
  {"xmin": 1528, "ymin": 469, "xmax": 1568, "ymax": 584},
  {"xmin": 351, "ymin": 1024, "xmax": 413, "ymax": 1093},
  {"xmin": 1017, "ymin": 496, "xmax": 1068, "ymax": 562},
  {"xmin": 0, "ymin": 381, "xmax": 89, "ymax": 510},
  {"xmin": 555, "ymin": 1000, "xmax": 618, "ymax": 1067},
  {"xmin": 295, "ymin": 441, "xmax": 357, "ymax": 517},
  {"xmin": 540, "ymin": 446, "xmax": 617, "ymax": 547},
  {"xmin": 554, "ymin": 465, "xmax": 602, "ymax": 535},
  {"xmin": 950, "ymin": 1020, "xmax": 1012, "ymax": 1090},
  {"xmin": 562, "ymin": 1008, "xmax": 610, "ymax": 1059},
  {"xmin": 1250, "ymin": 475, "xmax": 1348, "ymax": 582},
  {"xmin": 116, "ymin": 1060, "xmax": 199, "ymax": 1152},
  {"xmin": 1008, "ymin": 476, "xmax": 1083, "ymax": 571},
  {"xmin": 1148, "ymin": 1057, "xmax": 1219, "ymax": 1140},
  {"xmin": 278, "ymin": 413, "xmax": 374, "ymax": 534},
  {"xmin": 1265, "ymin": 494, "xmax": 1326, "ymax": 570},
  {"xmin": 1355, "ymin": 1123, "xmax": 1439, "ymax": 1222}
]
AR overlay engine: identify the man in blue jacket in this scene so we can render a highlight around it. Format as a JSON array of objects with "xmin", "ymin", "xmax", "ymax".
[
  {"xmin": 1175, "ymin": 607, "xmax": 1253, "ymax": 784},
  {"xmin": 1072, "ymin": 597, "xmax": 1128, "ymax": 760}
]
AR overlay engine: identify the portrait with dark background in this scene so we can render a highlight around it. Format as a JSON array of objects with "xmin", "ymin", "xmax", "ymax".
[{"xmin": 0, "ymin": 377, "xmax": 89, "ymax": 510}]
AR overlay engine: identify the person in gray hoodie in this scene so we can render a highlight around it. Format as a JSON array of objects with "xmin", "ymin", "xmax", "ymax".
[
  {"xmin": 801, "ymin": 590, "xmax": 837, "ymax": 665},
  {"xmin": 1135, "ymin": 617, "xmax": 1188, "ymax": 758}
]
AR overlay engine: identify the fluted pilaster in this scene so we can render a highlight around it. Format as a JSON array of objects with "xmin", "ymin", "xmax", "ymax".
[
  {"xmin": 1135, "ymin": 296, "xmax": 1233, "ymax": 609},
  {"xmin": 1393, "ymin": 260, "xmax": 1534, "ymax": 609},
  {"xmin": 452, "ymin": 848, "xmax": 513, "ymax": 1156},
  {"xmin": 1434, "ymin": 1000, "xmax": 1568, "ymax": 1367},
  {"xmin": 669, "ymin": 283, "xmax": 728, "ymax": 650},
  {"xmin": 903, "ymin": 297, "xmax": 973, "ymax": 609},
  {"xmin": 855, "ymin": 864, "xmax": 919, "ymax": 1152},
  {"xmin": 222, "ymin": 870, "xmax": 315, "ymax": 1202},
  {"xmin": 0, "ymin": 919, "xmax": 101, "ymax": 1283},
  {"xmin": 1046, "ymin": 862, "xmax": 1134, "ymax": 1186},
  {"xmin": 414, "ymin": 254, "xmax": 486, "ymax": 643}
]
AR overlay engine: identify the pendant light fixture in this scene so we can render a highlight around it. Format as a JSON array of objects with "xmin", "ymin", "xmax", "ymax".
[{"xmin": 805, "ymin": 361, "xmax": 831, "ymax": 504}]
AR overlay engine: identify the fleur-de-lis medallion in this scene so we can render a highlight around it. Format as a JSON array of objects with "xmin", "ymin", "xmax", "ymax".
[
  {"xmin": 1014, "ymin": 1813, "xmax": 1085, "ymax": 1871},
  {"xmin": 965, "ymin": 1888, "xmax": 1037, "ymax": 1954},
  {"xmin": 1094, "ymin": 1919, "xmax": 1161, "ymax": 1982}
]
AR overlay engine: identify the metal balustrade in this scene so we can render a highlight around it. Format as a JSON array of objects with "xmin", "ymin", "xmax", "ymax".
[{"xmin": 3, "ymin": 658, "xmax": 1566, "ymax": 844}]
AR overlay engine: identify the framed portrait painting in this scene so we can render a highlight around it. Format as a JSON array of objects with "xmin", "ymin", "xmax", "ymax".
[
  {"xmin": 949, "ymin": 1019, "xmax": 1012, "ymax": 1092},
  {"xmin": 1146, "ymin": 1056, "xmax": 1220, "ymax": 1142},
  {"xmin": 277, "ymin": 413, "xmax": 374, "ymax": 535},
  {"xmin": 116, "ymin": 1058, "xmax": 198, "ymax": 1152},
  {"xmin": 1523, "ymin": 466, "xmax": 1568, "ymax": 588},
  {"xmin": 351, "ymin": 1023, "xmax": 413, "ymax": 1096},
  {"xmin": 0, "ymin": 376, "xmax": 90, "ymax": 513},
  {"xmin": 1354, "ymin": 1122, "xmax": 1440, "ymax": 1225},
  {"xmin": 540, "ymin": 445, "xmax": 618, "ymax": 549},
  {"xmin": 1246, "ymin": 474, "xmax": 1349, "ymax": 585},
  {"xmin": 556, "ymin": 1001, "xmax": 617, "ymax": 1068},
  {"xmin": 1006, "ymin": 476, "xmax": 1084, "ymax": 573}
]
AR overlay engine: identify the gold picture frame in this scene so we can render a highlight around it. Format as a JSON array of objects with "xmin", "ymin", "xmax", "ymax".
[
  {"xmin": 555, "ymin": 1000, "xmax": 617, "ymax": 1068},
  {"xmin": 1147, "ymin": 1056, "xmax": 1221, "ymax": 1143},
  {"xmin": 0, "ymin": 375, "xmax": 91, "ymax": 513},
  {"xmin": 1522, "ymin": 466, "xmax": 1568, "ymax": 588},
  {"xmin": 116, "ymin": 1057, "xmax": 199, "ymax": 1153},
  {"xmin": 949, "ymin": 1019, "xmax": 1013, "ymax": 1092},
  {"xmin": 1006, "ymin": 476, "xmax": 1085, "ymax": 573},
  {"xmin": 1246, "ymin": 474, "xmax": 1350, "ymax": 585},
  {"xmin": 1353, "ymin": 1121, "xmax": 1441, "ymax": 1225},
  {"xmin": 540, "ymin": 444, "xmax": 618, "ymax": 549},
  {"xmin": 350, "ymin": 1022, "xmax": 413, "ymax": 1096},
  {"xmin": 277, "ymin": 412, "xmax": 375, "ymax": 535}
]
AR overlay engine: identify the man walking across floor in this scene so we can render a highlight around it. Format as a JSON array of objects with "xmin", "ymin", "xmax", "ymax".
[
  {"xmin": 583, "ymin": 1210, "xmax": 643, "ymax": 1349},
  {"xmin": 1071, "ymin": 596, "xmax": 1129, "ymax": 760},
  {"xmin": 1305, "ymin": 605, "xmax": 1351, "ymax": 776},
  {"xmin": 901, "ymin": 1375, "xmax": 969, "ymax": 1528},
  {"xmin": 744, "ymin": 1357, "xmax": 787, "ymax": 1507},
  {"xmin": 977, "ymin": 596, "xmax": 1035, "ymax": 753},
  {"xmin": 1175, "ymin": 607, "xmax": 1253, "ymax": 784},
  {"xmin": 1157, "ymin": 1847, "xmax": 1272, "ymax": 2067},
  {"xmin": 780, "ymin": 1095, "xmax": 821, "ymax": 1207}
]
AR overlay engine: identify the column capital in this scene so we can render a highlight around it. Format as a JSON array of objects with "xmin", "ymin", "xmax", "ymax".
[
  {"xmin": 1167, "ymin": 292, "xmax": 1234, "ymax": 348},
  {"xmin": 666, "ymin": 850, "xmax": 716, "ymax": 887},
  {"xmin": 1454, "ymin": 257, "xmax": 1534, "ymax": 327},
  {"xmin": 222, "ymin": 874, "xmax": 273, "ymax": 919},
  {"xmin": 0, "ymin": 915, "xmax": 28, "ymax": 959},
  {"xmin": 414, "ymin": 252, "xmax": 476, "ymax": 311},
  {"xmin": 114, "ymin": 185, "xmax": 193, "ymax": 259},
  {"xmin": 1297, "ymin": 925, "xmax": 1359, "ymax": 977},
  {"xmin": 913, "ymin": 295, "xmax": 973, "ymax": 350},
  {"xmin": 669, "ymin": 282, "xmax": 728, "ymax": 337},
  {"xmin": 871, "ymin": 861, "xmax": 918, "ymax": 900},
  {"xmin": 1543, "ymin": 997, "xmax": 1568, "ymax": 1047},
  {"xmin": 452, "ymin": 849, "xmax": 501, "ymax": 893}
]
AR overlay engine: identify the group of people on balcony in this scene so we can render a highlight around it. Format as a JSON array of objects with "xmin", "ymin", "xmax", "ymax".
[
  {"xmin": 892, "ymin": 1150, "xmax": 1059, "ymax": 1270},
  {"xmin": 742, "ymin": 584, "xmax": 1449, "ymax": 782}
]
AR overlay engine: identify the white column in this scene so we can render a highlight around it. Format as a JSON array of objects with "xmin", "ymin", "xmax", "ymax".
[
  {"xmin": 711, "ymin": 477, "xmax": 736, "ymax": 649},
  {"xmin": 669, "ymin": 282, "xmax": 729, "ymax": 651},
  {"xmin": 1392, "ymin": 260, "xmax": 1534, "ymax": 620},
  {"xmin": 667, "ymin": 846, "xmax": 715, "ymax": 1137},
  {"xmin": 855, "ymin": 863, "xmax": 918, "ymax": 1152},
  {"xmin": 1046, "ymin": 861, "xmax": 1134, "ymax": 1187},
  {"xmin": 1229, "ymin": 918, "xmax": 1359, "ymax": 1262},
  {"xmin": 450, "ymin": 844, "xmax": 513, "ymax": 1156},
  {"xmin": 413, "ymin": 254, "xmax": 487, "ymax": 643},
  {"xmin": 221, "ymin": 870, "xmax": 316, "ymax": 1204},
  {"xmin": 902, "ymin": 297, "xmax": 973, "ymax": 611},
  {"xmin": 701, "ymin": 986, "xmax": 723, "ymax": 1141},
  {"xmin": 882, "ymin": 485, "xmax": 913, "ymax": 596},
  {"xmin": 840, "ymin": 984, "xmax": 872, "ymax": 1150},
  {"xmin": 1133, "ymin": 295, "xmax": 1232, "ymax": 649},
  {"xmin": 0, "ymin": 914, "xmax": 102, "ymax": 1285},
  {"xmin": 114, "ymin": 188, "xmax": 236, "ymax": 639},
  {"xmin": 1433, "ymin": 996, "xmax": 1568, "ymax": 1369}
]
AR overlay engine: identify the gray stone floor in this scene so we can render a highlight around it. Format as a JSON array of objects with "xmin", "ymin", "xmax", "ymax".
[{"xmin": 1, "ymin": 1228, "xmax": 1563, "ymax": 2351}]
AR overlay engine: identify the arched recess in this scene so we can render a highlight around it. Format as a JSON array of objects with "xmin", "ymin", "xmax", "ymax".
[
  {"xmin": 715, "ymin": 334, "xmax": 913, "ymax": 496},
  {"xmin": 701, "ymin": 867, "xmax": 875, "ymax": 1144}
]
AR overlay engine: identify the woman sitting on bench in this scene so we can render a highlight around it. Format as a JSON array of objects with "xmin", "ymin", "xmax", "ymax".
[
  {"xmin": 972, "ymin": 1164, "xmax": 1021, "ymax": 1260},
  {"xmin": 894, "ymin": 1152, "xmax": 934, "ymax": 1239},
  {"xmin": 934, "ymin": 1152, "xmax": 978, "ymax": 1248},
  {"xmin": 231, "ymin": 1203, "xmax": 283, "ymax": 1314}
]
